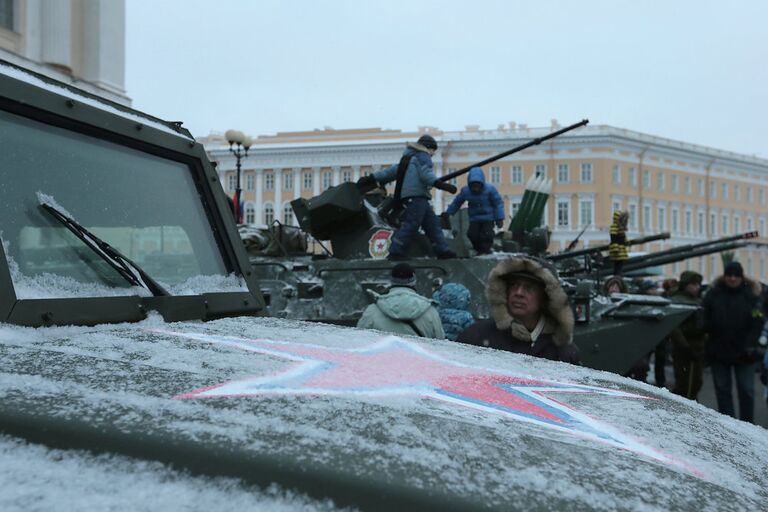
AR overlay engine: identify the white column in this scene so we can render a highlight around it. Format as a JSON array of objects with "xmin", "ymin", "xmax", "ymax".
[
  {"xmin": 40, "ymin": 0, "xmax": 72, "ymax": 70},
  {"xmin": 433, "ymin": 161, "xmax": 444, "ymax": 211},
  {"xmin": 255, "ymin": 168, "xmax": 264, "ymax": 225},
  {"xmin": 352, "ymin": 165, "xmax": 361, "ymax": 182},
  {"xmin": 332, "ymin": 166, "xmax": 341, "ymax": 186},
  {"xmin": 80, "ymin": 0, "xmax": 127, "ymax": 95},
  {"xmin": 312, "ymin": 167, "xmax": 320, "ymax": 195},
  {"xmin": 274, "ymin": 169, "xmax": 283, "ymax": 222},
  {"xmin": 293, "ymin": 167, "xmax": 301, "ymax": 199}
]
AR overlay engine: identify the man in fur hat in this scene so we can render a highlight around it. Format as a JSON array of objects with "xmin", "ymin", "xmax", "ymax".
[
  {"xmin": 456, "ymin": 256, "xmax": 579, "ymax": 363},
  {"xmin": 702, "ymin": 261, "xmax": 764, "ymax": 422}
]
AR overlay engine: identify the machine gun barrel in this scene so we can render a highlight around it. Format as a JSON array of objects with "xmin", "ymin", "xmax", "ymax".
[
  {"xmin": 437, "ymin": 119, "xmax": 589, "ymax": 183},
  {"xmin": 602, "ymin": 231, "xmax": 759, "ymax": 271},
  {"xmin": 547, "ymin": 232, "xmax": 671, "ymax": 261},
  {"xmin": 597, "ymin": 238, "xmax": 756, "ymax": 277}
]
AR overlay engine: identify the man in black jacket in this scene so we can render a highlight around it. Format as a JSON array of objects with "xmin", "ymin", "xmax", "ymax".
[
  {"xmin": 456, "ymin": 256, "xmax": 579, "ymax": 364},
  {"xmin": 702, "ymin": 261, "xmax": 764, "ymax": 422}
]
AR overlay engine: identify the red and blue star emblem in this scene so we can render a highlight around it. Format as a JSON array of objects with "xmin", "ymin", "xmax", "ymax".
[{"xmin": 157, "ymin": 330, "xmax": 698, "ymax": 474}]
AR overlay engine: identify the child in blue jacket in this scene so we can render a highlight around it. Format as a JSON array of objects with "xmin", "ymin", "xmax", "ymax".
[{"xmin": 444, "ymin": 167, "xmax": 505, "ymax": 254}]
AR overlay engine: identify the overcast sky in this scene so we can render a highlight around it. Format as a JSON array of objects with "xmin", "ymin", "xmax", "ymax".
[{"xmin": 126, "ymin": 0, "xmax": 767, "ymax": 157}]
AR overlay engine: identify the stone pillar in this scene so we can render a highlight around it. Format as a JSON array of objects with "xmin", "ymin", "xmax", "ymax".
[
  {"xmin": 40, "ymin": 0, "xmax": 72, "ymax": 70},
  {"xmin": 274, "ymin": 169, "xmax": 283, "ymax": 222},
  {"xmin": 352, "ymin": 165, "xmax": 361, "ymax": 182},
  {"xmin": 255, "ymin": 168, "xmax": 263, "ymax": 225},
  {"xmin": 293, "ymin": 167, "xmax": 301, "ymax": 199},
  {"xmin": 332, "ymin": 166, "xmax": 341, "ymax": 186},
  {"xmin": 80, "ymin": 0, "xmax": 126, "ymax": 95},
  {"xmin": 312, "ymin": 167, "xmax": 320, "ymax": 196}
]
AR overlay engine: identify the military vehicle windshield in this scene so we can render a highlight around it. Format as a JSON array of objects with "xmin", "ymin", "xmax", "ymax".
[{"xmin": 0, "ymin": 108, "xmax": 238, "ymax": 299}]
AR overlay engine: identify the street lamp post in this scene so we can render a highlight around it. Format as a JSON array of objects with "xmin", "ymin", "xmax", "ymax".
[{"xmin": 225, "ymin": 129, "xmax": 252, "ymax": 223}]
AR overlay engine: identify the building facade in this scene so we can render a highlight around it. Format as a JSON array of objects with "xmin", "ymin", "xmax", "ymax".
[
  {"xmin": 0, "ymin": 0, "xmax": 128, "ymax": 105},
  {"xmin": 201, "ymin": 123, "xmax": 768, "ymax": 282}
]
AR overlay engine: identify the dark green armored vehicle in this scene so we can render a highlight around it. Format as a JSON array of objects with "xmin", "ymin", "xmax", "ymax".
[{"xmin": 2, "ymin": 60, "xmax": 768, "ymax": 511}]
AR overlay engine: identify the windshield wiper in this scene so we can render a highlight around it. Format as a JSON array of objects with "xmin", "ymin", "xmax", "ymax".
[{"xmin": 39, "ymin": 200, "xmax": 170, "ymax": 297}]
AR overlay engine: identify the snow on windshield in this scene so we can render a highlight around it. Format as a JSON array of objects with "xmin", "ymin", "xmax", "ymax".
[
  {"xmin": 2, "ymin": 230, "xmax": 246, "ymax": 299},
  {"xmin": 0, "ymin": 435, "xmax": 345, "ymax": 512},
  {"xmin": 0, "ymin": 316, "xmax": 766, "ymax": 510}
]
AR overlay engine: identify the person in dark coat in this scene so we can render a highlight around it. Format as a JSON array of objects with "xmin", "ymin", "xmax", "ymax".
[
  {"xmin": 702, "ymin": 261, "xmax": 764, "ymax": 422},
  {"xmin": 433, "ymin": 282, "xmax": 474, "ymax": 341},
  {"xmin": 669, "ymin": 271, "xmax": 706, "ymax": 400},
  {"xmin": 456, "ymin": 256, "xmax": 579, "ymax": 363},
  {"xmin": 362, "ymin": 135, "xmax": 458, "ymax": 261},
  {"xmin": 444, "ymin": 167, "xmax": 505, "ymax": 254}
]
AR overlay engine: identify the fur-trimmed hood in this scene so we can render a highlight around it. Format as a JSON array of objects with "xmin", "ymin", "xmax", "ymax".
[
  {"xmin": 406, "ymin": 141, "xmax": 432, "ymax": 153},
  {"xmin": 486, "ymin": 256, "xmax": 574, "ymax": 346},
  {"xmin": 711, "ymin": 275, "xmax": 762, "ymax": 297}
]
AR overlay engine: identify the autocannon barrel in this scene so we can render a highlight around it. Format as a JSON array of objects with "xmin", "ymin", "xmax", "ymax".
[
  {"xmin": 437, "ymin": 119, "xmax": 589, "ymax": 183},
  {"xmin": 597, "ymin": 239, "xmax": 754, "ymax": 277},
  {"xmin": 547, "ymin": 232, "xmax": 671, "ymax": 261}
]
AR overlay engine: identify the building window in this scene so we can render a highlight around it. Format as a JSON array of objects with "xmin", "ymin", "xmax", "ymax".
[
  {"xmin": 698, "ymin": 211, "xmax": 705, "ymax": 236},
  {"xmin": 342, "ymin": 170, "xmax": 353, "ymax": 183},
  {"xmin": 672, "ymin": 208, "xmax": 679, "ymax": 234},
  {"xmin": 760, "ymin": 218, "xmax": 766, "ymax": 237},
  {"xmin": 580, "ymin": 163, "xmax": 593, "ymax": 183},
  {"xmin": 722, "ymin": 214, "xmax": 729, "ymax": 235},
  {"xmin": 747, "ymin": 186, "xmax": 753, "ymax": 202},
  {"xmin": 761, "ymin": 189, "xmax": 766, "ymax": 206},
  {"xmin": 643, "ymin": 204, "xmax": 652, "ymax": 231},
  {"xmin": 265, "ymin": 172, "xmax": 274, "ymax": 191},
  {"xmin": 709, "ymin": 181, "xmax": 716, "ymax": 199},
  {"xmin": 710, "ymin": 212, "xmax": 717, "ymax": 237},
  {"xmin": 322, "ymin": 171, "xmax": 332, "ymax": 190},
  {"xmin": 245, "ymin": 173, "xmax": 254, "ymax": 191},
  {"xmin": 748, "ymin": 257, "xmax": 753, "ymax": 276},
  {"xmin": 535, "ymin": 164, "xmax": 547, "ymax": 178},
  {"xmin": 761, "ymin": 258, "xmax": 766, "ymax": 279},
  {"xmin": 747, "ymin": 216, "xmax": 753, "ymax": 231},
  {"xmin": 612, "ymin": 164, "xmax": 621, "ymax": 184},
  {"xmin": 264, "ymin": 203, "xmax": 274, "ymax": 225},
  {"xmin": 510, "ymin": 200, "xmax": 521, "ymax": 219},
  {"xmin": 628, "ymin": 204, "xmax": 637, "ymax": 229},
  {"xmin": 721, "ymin": 183, "xmax": 728, "ymax": 200},
  {"xmin": 0, "ymin": 0, "xmax": 13, "ymax": 30},
  {"xmin": 227, "ymin": 174, "xmax": 237, "ymax": 192},
  {"xmin": 710, "ymin": 255, "xmax": 717, "ymax": 278},
  {"xmin": 511, "ymin": 165, "xmax": 523, "ymax": 184},
  {"xmin": 283, "ymin": 204, "xmax": 294, "ymax": 225},
  {"xmin": 579, "ymin": 200, "xmax": 593, "ymax": 227},
  {"xmin": 685, "ymin": 210, "xmax": 692, "ymax": 235},
  {"xmin": 245, "ymin": 203, "xmax": 256, "ymax": 224},
  {"xmin": 698, "ymin": 179, "xmax": 704, "ymax": 197},
  {"xmin": 283, "ymin": 170, "xmax": 293, "ymax": 191},
  {"xmin": 490, "ymin": 166, "xmax": 501, "ymax": 184},
  {"xmin": 557, "ymin": 164, "xmax": 569, "ymax": 183},
  {"xmin": 628, "ymin": 167, "xmax": 637, "ymax": 186},
  {"xmin": 699, "ymin": 257, "xmax": 705, "ymax": 275},
  {"xmin": 734, "ymin": 215, "xmax": 740, "ymax": 233},
  {"xmin": 684, "ymin": 176, "xmax": 691, "ymax": 195},
  {"xmin": 612, "ymin": 201, "xmax": 622, "ymax": 215},
  {"xmin": 303, "ymin": 172, "xmax": 312, "ymax": 190},
  {"xmin": 556, "ymin": 201, "xmax": 570, "ymax": 228},
  {"xmin": 657, "ymin": 207, "xmax": 666, "ymax": 232},
  {"xmin": 734, "ymin": 185, "xmax": 740, "ymax": 201},
  {"xmin": 643, "ymin": 170, "xmax": 651, "ymax": 190},
  {"xmin": 657, "ymin": 172, "xmax": 665, "ymax": 192},
  {"xmin": 671, "ymin": 174, "xmax": 679, "ymax": 193}
]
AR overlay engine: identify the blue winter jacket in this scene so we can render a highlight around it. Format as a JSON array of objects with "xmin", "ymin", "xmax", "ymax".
[
  {"xmin": 433, "ymin": 283, "xmax": 474, "ymax": 341},
  {"xmin": 445, "ymin": 167, "xmax": 505, "ymax": 222},
  {"xmin": 373, "ymin": 143, "xmax": 438, "ymax": 199}
]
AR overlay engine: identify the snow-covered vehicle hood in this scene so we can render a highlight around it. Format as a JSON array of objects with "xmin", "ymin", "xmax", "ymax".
[{"xmin": 1, "ymin": 316, "xmax": 766, "ymax": 511}]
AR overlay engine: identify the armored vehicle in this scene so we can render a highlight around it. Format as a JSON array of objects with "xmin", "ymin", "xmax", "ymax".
[
  {"xmin": 2, "ymin": 60, "xmax": 768, "ymax": 511},
  {"xmin": 246, "ymin": 130, "xmax": 758, "ymax": 375}
]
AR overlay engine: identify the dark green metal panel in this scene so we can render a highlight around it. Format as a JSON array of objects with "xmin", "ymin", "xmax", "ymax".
[{"xmin": 0, "ymin": 237, "xmax": 16, "ymax": 322}]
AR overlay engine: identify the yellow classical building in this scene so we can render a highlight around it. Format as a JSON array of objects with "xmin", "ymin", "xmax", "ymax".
[{"xmin": 201, "ymin": 122, "xmax": 768, "ymax": 282}]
